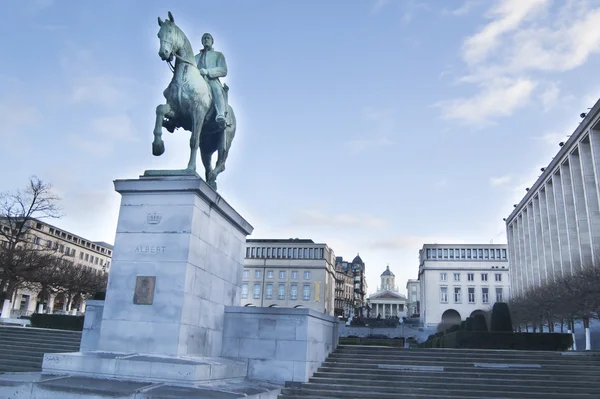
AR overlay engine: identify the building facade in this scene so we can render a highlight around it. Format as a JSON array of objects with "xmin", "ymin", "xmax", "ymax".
[
  {"xmin": 418, "ymin": 244, "xmax": 510, "ymax": 327},
  {"xmin": 367, "ymin": 266, "xmax": 406, "ymax": 319},
  {"xmin": 405, "ymin": 279, "xmax": 420, "ymax": 317},
  {"xmin": 334, "ymin": 260, "xmax": 354, "ymax": 318},
  {"xmin": 335, "ymin": 255, "xmax": 368, "ymax": 316},
  {"xmin": 242, "ymin": 239, "xmax": 336, "ymax": 315},
  {"xmin": 506, "ymin": 98, "xmax": 600, "ymax": 297},
  {"xmin": 0, "ymin": 217, "xmax": 113, "ymax": 317}
]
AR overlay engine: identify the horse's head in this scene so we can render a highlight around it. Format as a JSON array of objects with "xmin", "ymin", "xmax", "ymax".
[{"xmin": 157, "ymin": 11, "xmax": 181, "ymax": 62}]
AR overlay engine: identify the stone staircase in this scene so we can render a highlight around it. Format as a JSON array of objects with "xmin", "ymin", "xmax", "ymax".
[
  {"xmin": 279, "ymin": 345, "xmax": 600, "ymax": 398},
  {"xmin": 0, "ymin": 326, "xmax": 81, "ymax": 373}
]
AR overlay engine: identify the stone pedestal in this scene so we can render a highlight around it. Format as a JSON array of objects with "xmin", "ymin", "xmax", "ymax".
[{"xmin": 42, "ymin": 174, "xmax": 254, "ymax": 383}]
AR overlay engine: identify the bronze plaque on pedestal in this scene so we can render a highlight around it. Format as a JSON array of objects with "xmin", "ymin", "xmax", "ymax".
[{"xmin": 133, "ymin": 276, "xmax": 156, "ymax": 305}]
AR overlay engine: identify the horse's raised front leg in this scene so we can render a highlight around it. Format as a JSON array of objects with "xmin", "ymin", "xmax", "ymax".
[{"xmin": 152, "ymin": 103, "xmax": 172, "ymax": 156}]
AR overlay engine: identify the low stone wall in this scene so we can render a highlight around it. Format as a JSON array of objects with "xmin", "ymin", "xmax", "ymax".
[
  {"xmin": 338, "ymin": 323, "xmax": 405, "ymax": 338},
  {"xmin": 79, "ymin": 300, "xmax": 104, "ymax": 352},
  {"xmin": 222, "ymin": 306, "xmax": 338, "ymax": 383}
]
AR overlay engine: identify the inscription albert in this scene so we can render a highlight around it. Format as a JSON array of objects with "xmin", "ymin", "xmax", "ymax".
[{"xmin": 135, "ymin": 245, "xmax": 166, "ymax": 254}]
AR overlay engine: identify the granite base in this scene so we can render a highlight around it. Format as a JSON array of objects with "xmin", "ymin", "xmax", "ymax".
[{"xmin": 42, "ymin": 351, "xmax": 247, "ymax": 384}]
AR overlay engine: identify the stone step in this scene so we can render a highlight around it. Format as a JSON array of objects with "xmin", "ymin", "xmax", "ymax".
[
  {"xmin": 318, "ymin": 361, "xmax": 600, "ymax": 375},
  {"xmin": 0, "ymin": 342, "xmax": 80, "ymax": 352},
  {"xmin": 315, "ymin": 365, "xmax": 600, "ymax": 380},
  {"xmin": 0, "ymin": 357, "xmax": 43, "ymax": 370},
  {"xmin": 0, "ymin": 336, "xmax": 81, "ymax": 348},
  {"xmin": 0, "ymin": 363, "xmax": 41, "ymax": 373},
  {"xmin": 305, "ymin": 378, "xmax": 600, "ymax": 394},
  {"xmin": 0, "ymin": 326, "xmax": 82, "ymax": 337},
  {"xmin": 326, "ymin": 354, "xmax": 599, "ymax": 367},
  {"xmin": 335, "ymin": 346, "xmax": 600, "ymax": 358},
  {"xmin": 311, "ymin": 370, "xmax": 600, "ymax": 383},
  {"xmin": 329, "ymin": 351, "xmax": 600, "ymax": 363},
  {"xmin": 280, "ymin": 385, "xmax": 597, "ymax": 398}
]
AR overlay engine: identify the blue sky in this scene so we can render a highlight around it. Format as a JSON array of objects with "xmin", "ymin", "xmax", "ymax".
[{"xmin": 2, "ymin": 0, "xmax": 600, "ymax": 295}]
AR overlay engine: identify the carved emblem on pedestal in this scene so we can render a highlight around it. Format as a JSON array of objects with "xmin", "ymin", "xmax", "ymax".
[{"xmin": 147, "ymin": 212, "xmax": 162, "ymax": 225}]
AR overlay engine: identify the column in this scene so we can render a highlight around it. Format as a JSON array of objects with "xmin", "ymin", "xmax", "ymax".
[
  {"xmin": 553, "ymin": 172, "xmax": 570, "ymax": 278},
  {"xmin": 544, "ymin": 180, "xmax": 562, "ymax": 283},
  {"xmin": 561, "ymin": 161, "xmax": 582, "ymax": 274},
  {"xmin": 580, "ymin": 137, "xmax": 600, "ymax": 260},
  {"xmin": 570, "ymin": 149, "xmax": 593, "ymax": 266}
]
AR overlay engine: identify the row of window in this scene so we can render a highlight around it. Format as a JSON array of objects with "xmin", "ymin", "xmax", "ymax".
[
  {"xmin": 246, "ymin": 247, "xmax": 324, "ymax": 260},
  {"xmin": 427, "ymin": 248, "xmax": 507, "ymax": 260},
  {"xmin": 440, "ymin": 286, "xmax": 504, "ymax": 304},
  {"xmin": 41, "ymin": 239, "xmax": 110, "ymax": 268},
  {"xmin": 43, "ymin": 224, "xmax": 112, "ymax": 255},
  {"xmin": 244, "ymin": 270, "xmax": 311, "ymax": 280},
  {"xmin": 440, "ymin": 272, "xmax": 503, "ymax": 282},
  {"xmin": 242, "ymin": 283, "xmax": 311, "ymax": 301}
]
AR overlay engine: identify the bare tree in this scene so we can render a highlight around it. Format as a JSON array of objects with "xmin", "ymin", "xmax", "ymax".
[{"xmin": 0, "ymin": 176, "xmax": 61, "ymax": 301}]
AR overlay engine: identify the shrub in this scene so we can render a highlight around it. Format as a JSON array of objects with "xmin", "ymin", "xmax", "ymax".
[
  {"xmin": 491, "ymin": 302, "xmax": 513, "ymax": 332},
  {"xmin": 465, "ymin": 317, "xmax": 475, "ymax": 331},
  {"xmin": 441, "ymin": 331, "xmax": 571, "ymax": 351},
  {"xmin": 460, "ymin": 320, "xmax": 467, "ymax": 330},
  {"xmin": 472, "ymin": 314, "xmax": 488, "ymax": 332},
  {"xmin": 30, "ymin": 314, "xmax": 84, "ymax": 331},
  {"xmin": 92, "ymin": 291, "xmax": 106, "ymax": 300}
]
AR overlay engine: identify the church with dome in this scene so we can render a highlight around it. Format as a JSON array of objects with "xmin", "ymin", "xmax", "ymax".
[{"xmin": 367, "ymin": 265, "xmax": 407, "ymax": 319}]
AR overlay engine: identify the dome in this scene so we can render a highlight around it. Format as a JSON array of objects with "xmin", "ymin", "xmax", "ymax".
[
  {"xmin": 352, "ymin": 254, "xmax": 364, "ymax": 264},
  {"xmin": 381, "ymin": 265, "xmax": 394, "ymax": 276}
]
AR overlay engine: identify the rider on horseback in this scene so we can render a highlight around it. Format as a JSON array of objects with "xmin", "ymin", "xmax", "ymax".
[{"xmin": 195, "ymin": 33, "xmax": 228, "ymax": 129}]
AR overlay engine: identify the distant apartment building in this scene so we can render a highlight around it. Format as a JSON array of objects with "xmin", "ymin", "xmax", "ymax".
[
  {"xmin": 506, "ymin": 97, "xmax": 600, "ymax": 297},
  {"xmin": 418, "ymin": 244, "xmax": 510, "ymax": 327},
  {"xmin": 335, "ymin": 255, "xmax": 368, "ymax": 317},
  {"xmin": 0, "ymin": 217, "xmax": 113, "ymax": 317},
  {"xmin": 242, "ymin": 239, "xmax": 336, "ymax": 315},
  {"xmin": 405, "ymin": 279, "xmax": 420, "ymax": 317},
  {"xmin": 334, "ymin": 260, "xmax": 354, "ymax": 318}
]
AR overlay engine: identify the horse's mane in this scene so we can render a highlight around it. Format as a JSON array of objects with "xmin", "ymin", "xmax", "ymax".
[{"xmin": 164, "ymin": 21, "xmax": 195, "ymax": 65}]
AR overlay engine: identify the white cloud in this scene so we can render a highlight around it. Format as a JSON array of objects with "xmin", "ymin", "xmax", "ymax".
[
  {"xmin": 440, "ymin": 0, "xmax": 600, "ymax": 125},
  {"xmin": 539, "ymin": 82, "xmax": 560, "ymax": 111},
  {"xmin": 292, "ymin": 209, "xmax": 387, "ymax": 230},
  {"xmin": 344, "ymin": 137, "xmax": 394, "ymax": 153},
  {"xmin": 447, "ymin": 0, "xmax": 482, "ymax": 16},
  {"xmin": 490, "ymin": 175, "xmax": 511, "ymax": 186},
  {"xmin": 534, "ymin": 131, "xmax": 568, "ymax": 145},
  {"xmin": 372, "ymin": 0, "xmax": 392, "ymax": 13},
  {"xmin": 437, "ymin": 78, "xmax": 536, "ymax": 125},
  {"xmin": 0, "ymin": 102, "xmax": 40, "ymax": 136},
  {"xmin": 368, "ymin": 235, "xmax": 466, "ymax": 250},
  {"xmin": 462, "ymin": 0, "xmax": 550, "ymax": 65},
  {"xmin": 91, "ymin": 115, "xmax": 139, "ymax": 142}
]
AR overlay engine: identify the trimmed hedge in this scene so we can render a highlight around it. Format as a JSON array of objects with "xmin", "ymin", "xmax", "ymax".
[
  {"xmin": 92, "ymin": 291, "xmax": 106, "ymax": 300},
  {"xmin": 30, "ymin": 314, "xmax": 84, "ymax": 331},
  {"xmin": 472, "ymin": 314, "xmax": 488, "ymax": 332},
  {"xmin": 491, "ymin": 302, "xmax": 513, "ymax": 332},
  {"xmin": 440, "ymin": 331, "xmax": 572, "ymax": 351}
]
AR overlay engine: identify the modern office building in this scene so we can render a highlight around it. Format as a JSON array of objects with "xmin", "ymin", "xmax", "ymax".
[
  {"xmin": 242, "ymin": 238, "xmax": 336, "ymax": 315},
  {"xmin": 506, "ymin": 97, "xmax": 600, "ymax": 297},
  {"xmin": 418, "ymin": 244, "xmax": 510, "ymax": 326}
]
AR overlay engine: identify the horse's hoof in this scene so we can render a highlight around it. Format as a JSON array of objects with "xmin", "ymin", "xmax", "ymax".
[{"xmin": 152, "ymin": 140, "xmax": 165, "ymax": 156}]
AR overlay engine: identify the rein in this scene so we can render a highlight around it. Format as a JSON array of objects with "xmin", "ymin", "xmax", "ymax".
[{"xmin": 167, "ymin": 53, "xmax": 198, "ymax": 73}]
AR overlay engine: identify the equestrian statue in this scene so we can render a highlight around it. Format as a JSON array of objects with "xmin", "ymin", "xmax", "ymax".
[{"xmin": 151, "ymin": 11, "xmax": 236, "ymax": 191}]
